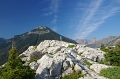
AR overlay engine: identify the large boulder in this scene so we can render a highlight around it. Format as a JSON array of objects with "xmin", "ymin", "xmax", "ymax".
[
  {"xmin": 90, "ymin": 64, "xmax": 111, "ymax": 73},
  {"xmin": 35, "ymin": 54, "xmax": 64, "ymax": 79}
]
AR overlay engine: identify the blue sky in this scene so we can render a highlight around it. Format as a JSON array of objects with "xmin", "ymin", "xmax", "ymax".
[{"xmin": 0, "ymin": 0, "xmax": 120, "ymax": 40}]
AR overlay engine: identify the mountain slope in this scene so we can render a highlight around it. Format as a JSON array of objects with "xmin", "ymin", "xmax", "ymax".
[{"xmin": 0, "ymin": 26, "xmax": 77, "ymax": 65}]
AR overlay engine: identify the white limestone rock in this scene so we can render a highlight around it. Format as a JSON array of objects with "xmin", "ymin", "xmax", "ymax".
[
  {"xmin": 37, "ymin": 40, "xmax": 50, "ymax": 51},
  {"xmin": 29, "ymin": 62, "xmax": 39, "ymax": 70},
  {"xmin": 62, "ymin": 61, "xmax": 70, "ymax": 71},
  {"xmin": 20, "ymin": 46, "xmax": 35, "ymax": 61},
  {"xmin": 74, "ymin": 64, "xmax": 82, "ymax": 72},
  {"xmin": 35, "ymin": 54, "xmax": 64, "ymax": 79},
  {"xmin": 19, "ymin": 40, "xmax": 108, "ymax": 79},
  {"xmin": 77, "ymin": 47, "xmax": 105, "ymax": 62},
  {"xmin": 76, "ymin": 55, "xmax": 82, "ymax": 60},
  {"xmin": 90, "ymin": 64, "xmax": 111, "ymax": 73},
  {"xmin": 79, "ymin": 76, "xmax": 107, "ymax": 79},
  {"xmin": 47, "ymin": 46, "xmax": 61, "ymax": 54},
  {"xmin": 62, "ymin": 67, "xmax": 73, "ymax": 77}
]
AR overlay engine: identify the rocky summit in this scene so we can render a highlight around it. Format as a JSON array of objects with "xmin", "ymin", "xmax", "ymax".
[{"xmin": 19, "ymin": 40, "xmax": 111, "ymax": 79}]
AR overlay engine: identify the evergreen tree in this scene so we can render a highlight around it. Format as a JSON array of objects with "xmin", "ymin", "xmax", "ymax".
[{"xmin": 0, "ymin": 47, "xmax": 35, "ymax": 79}]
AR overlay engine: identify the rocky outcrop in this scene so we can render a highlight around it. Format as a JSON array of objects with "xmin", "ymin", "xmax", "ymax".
[
  {"xmin": 77, "ymin": 47, "xmax": 105, "ymax": 62},
  {"xmin": 90, "ymin": 64, "xmax": 111, "ymax": 73},
  {"xmin": 20, "ymin": 40, "xmax": 108, "ymax": 79}
]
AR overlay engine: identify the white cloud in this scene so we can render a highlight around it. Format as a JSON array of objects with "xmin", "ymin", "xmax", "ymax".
[
  {"xmin": 75, "ymin": 0, "xmax": 120, "ymax": 39},
  {"xmin": 44, "ymin": 0, "xmax": 60, "ymax": 16},
  {"xmin": 51, "ymin": 15, "xmax": 58, "ymax": 24},
  {"xmin": 43, "ymin": 0, "xmax": 60, "ymax": 30}
]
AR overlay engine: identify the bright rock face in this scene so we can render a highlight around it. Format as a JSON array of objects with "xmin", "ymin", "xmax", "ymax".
[
  {"xmin": 90, "ymin": 64, "xmax": 111, "ymax": 73},
  {"xmin": 20, "ymin": 40, "xmax": 108, "ymax": 79}
]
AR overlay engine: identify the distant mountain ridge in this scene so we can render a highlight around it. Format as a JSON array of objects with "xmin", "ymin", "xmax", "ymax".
[
  {"xmin": 0, "ymin": 26, "xmax": 77, "ymax": 65},
  {"xmin": 76, "ymin": 36, "xmax": 120, "ymax": 48},
  {"xmin": 76, "ymin": 38, "xmax": 98, "ymax": 45},
  {"xmin": 0, "ymin": 37, "xmax": 6, "ymax": 42},
  {"xmin": 87, "ymin": 36, "xmax": 120, "ymax": 48}
]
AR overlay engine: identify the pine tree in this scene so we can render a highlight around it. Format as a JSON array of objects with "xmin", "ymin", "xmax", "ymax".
[{"xmin": 0, "ymin": 47, "xmax": 35, "ymax": 79}]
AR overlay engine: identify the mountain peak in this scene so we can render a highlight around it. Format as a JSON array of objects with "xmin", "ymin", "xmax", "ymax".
[
  {"xmin": 28, "ymin": 26, "xmax": 50, "ymax": 35},
  {"xmin": 36, "ymin": 26, "xmax": 47, "ymax": 29}
]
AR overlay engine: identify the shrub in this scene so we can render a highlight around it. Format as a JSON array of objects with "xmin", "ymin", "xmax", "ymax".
[
  {"xmin": 78, "ymin": 52, "xmax": 83, "ymax": 56},
  {"xmin": 100, "ymin": 66, "xmax": 120, "ymax": 79},
  {"xmin": 100, "ymin": 42, "xmax": 120, "ymax": 66},
  {"xmin": 68, "ymin": 45, "xmax": 74, "ymax": 48},
  {"xmin": 61, "ymin": 70, "xmax": 83, "ymax": 79},
  {"xmin": 49, "ymin": 52, "xmax": 54, "ymax": 55},
  {"xmin": 27, "ymin": 58, "xmax": 39, "ymax": 63},
  {"xmin": 34, "ymin": 46, "xmax": 37, "ymax": 49},
  {"xmin": 30, "ymin": 51, "xmax": 44, "ymax": 60}
]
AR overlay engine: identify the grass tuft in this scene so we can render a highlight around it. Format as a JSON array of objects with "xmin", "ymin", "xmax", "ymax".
[
  {"xmin": 68, "ymin": 45, "xmax": 75, "ymax": 48},
  {"xmin": 61, "ymin": 70, "xmax": 83, "ymax": 79},
  {"xmin": 100, "ymin": 66, "xmax": 120, "ymax": 79}
]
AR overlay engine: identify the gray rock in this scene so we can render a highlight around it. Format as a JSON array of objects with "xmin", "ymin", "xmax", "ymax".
[
  {"xmin": 29, "ymin": 62, "xmax": 39, "ymax": 70},
  {"xmin": 63, "ymin": 61, "xmax": 70, "ymax": 71},
  {"xmin": 49, "ymin": 62, "xmax": 62, "ymax": 77}
]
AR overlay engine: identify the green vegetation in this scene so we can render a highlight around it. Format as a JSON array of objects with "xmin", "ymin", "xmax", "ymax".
[
  {"xmin": 27, "ymin": 58, "xmax": 39, "ymax": 63},
  {"xmin": 30, "ymin": 51, "xmax": 44, "ymax": 60},
  {"xmin": 34, "ymin": 46, "xmax": 37, "ymax": 49},
  {"xmin": 55, "ymin": 48, "xmax": 61, "ymax": 53},
  {"xmin": 0, "ymin": 47, "xmax": 35, "ymax": 79},
  {"xmin": 78, "ymin": 52, "xmax": 83, "ymax": 56},
  {"xmin": 99, "ymin": 42, "xmax": 120, "ymax": 79},
  {"xmin": 71, "ymin": 65, "xmax": 74, "ymax": 70},
  {"xmin": 49, "ymin": 52, "xmax": 54, "ymax": 55},
  {"xmin": 83, "ymin": 60, "xmax": 92, "ymax": 68},
  {"xmin": 100, "ymin": 43, "xmax": 106, "ymax": 51},
  {"xmin": 68, "ymin": 45, "xmax": 75, "ymax": 48},
  {"xmin": 61, "ymin": 70, "xmax": 83, "ymax": 79},
  {"xmin": 100, "ymin": 42, "xmax": 120, "ymax": 66},
  {"xmin": 100, "ymin": 66, "xmax": 120, "ymax": 79},
  {"xmin": 19, "ymin": 54, "xmax": 25, "ymax": 58}
]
